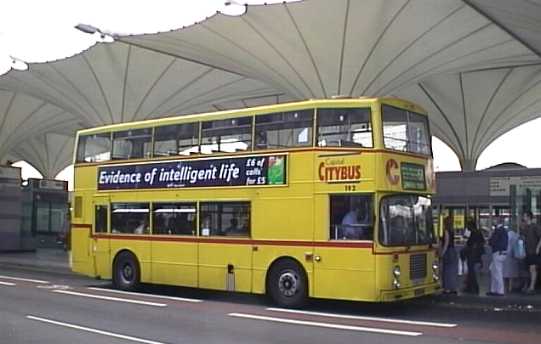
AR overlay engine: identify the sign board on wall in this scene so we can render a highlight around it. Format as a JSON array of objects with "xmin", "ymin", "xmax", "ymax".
[{"xmin": 489, "ymin": 176, "xmax": 541, "ymax": 196}]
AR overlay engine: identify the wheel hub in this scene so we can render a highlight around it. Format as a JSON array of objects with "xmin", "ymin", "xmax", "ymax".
[
  {"xmin": 122, "ymin": 264, "xmax": 133, "ymax": 282},
  {"xmin": 278, "ymin": 271, "xmax": 298, "ymax": 297}
]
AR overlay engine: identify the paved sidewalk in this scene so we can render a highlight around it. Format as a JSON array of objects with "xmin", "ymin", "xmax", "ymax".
[{"xmin": 0, "ymin": 248, "xmax": 70, "ymax": 274}]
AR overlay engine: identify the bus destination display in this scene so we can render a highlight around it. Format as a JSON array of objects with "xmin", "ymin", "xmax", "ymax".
[
  {"xmin": 97, "ymin": 155, "xmax": 286, "ymax": 190},
  {"xmin": 400, "ymin": 162, "xmax": 426, "ymax": 191}
]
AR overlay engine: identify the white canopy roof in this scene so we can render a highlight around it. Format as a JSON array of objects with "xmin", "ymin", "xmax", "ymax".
[
  {"xmin": 0, "ymin": 42, "xmax": 287, "ymax": 176},
  {"xmin": 394, "ymin": 64, "xmax": 541, "ymax": 170},
  {"xmin": 1, "ymin": 0, "xmax": 541, "ymax": 175},
  {"xmin": 123, "ymin": 0, "xmax": 538, "ymax": 98}
]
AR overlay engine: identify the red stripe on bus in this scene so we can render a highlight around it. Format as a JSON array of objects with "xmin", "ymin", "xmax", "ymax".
[
  {"xmin": 372, "ymin": 248, "xmax": 437, "ymax": 255},
  {"xmin": 82, "ymin": 231, "xmax": 433, "ymax": 254},
  {"xmin": 90, "ymin": 234, "xmax": 373, "ymax": 249}
]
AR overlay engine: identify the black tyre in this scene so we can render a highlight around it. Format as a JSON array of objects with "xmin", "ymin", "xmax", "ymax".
[
  {"xmin": 113, "ymin": 251, "xmax": 140, "ymax": 291},
  {"xmin": 267, "ymin": 259, "xmax": 308, "ymax": 308}
]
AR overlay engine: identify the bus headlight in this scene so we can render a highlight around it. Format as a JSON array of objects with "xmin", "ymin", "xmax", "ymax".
[
  {"xmin": 432, "ymin": 261, "xmax": 439, "ymax": 281},
  {"xmin": 392, "ymin": 266, "xmax": 401, "ymax": 277},
  {"xmin": 392, "ymin": 266, "xmax": 401, "ymax": 289}
]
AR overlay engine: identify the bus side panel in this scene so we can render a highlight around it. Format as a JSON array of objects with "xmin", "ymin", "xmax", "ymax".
[
  {"xmin": 252, "ymin": 197, "xmax": 314, "ymax": 241},
  {"xmin": 71, "ymin": 227, "xmax": 94, "ymax": 276},
  {"xmin": 312, "ymin": 247, "xmax": 375, "ymax": 301},
  {"xmin": 110, "ymin": 239, "xmax": 152, "ymax": 283},
  {"xmin": 198, "ymin": 242, "xmax": 252, "ymax": 292},
  {"xmin": 93, "ymin": 237, "xmax": 111, "ymax": 279},
  {"xmin": 252, "ymin": 245, "xmax": 314, "ymax": 296},
  {"xmin": 151, "ymin": 241, "xmax": 198, "ymax": 287}
]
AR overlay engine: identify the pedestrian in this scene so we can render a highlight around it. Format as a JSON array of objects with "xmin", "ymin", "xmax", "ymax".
[
  {"xmin": 521, "ymin": 211, "xmax": 541, "ymax": 294},
  {"xmin": 503, "ymin": 225, "xmax": 520, "ymax": 293},
  {"xmin": 463, "ymin": 218, "xmax": 485, "ymax": 294},
  {"xmin": 487, "ymin": 216, "xmax": 508, "ymax": 296},
  {"xmin": 441, "ymin": 216, "xmax": 458, "ymax": 294}
]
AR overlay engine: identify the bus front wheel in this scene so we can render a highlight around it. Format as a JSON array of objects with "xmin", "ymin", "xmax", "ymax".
[
  {"xmin": 267, "ymin": 259, "xmax": 307, "ymax": 308},
  {"xmin": 113, "ymin": 251, "xmax": 140, "ymax": 291}
]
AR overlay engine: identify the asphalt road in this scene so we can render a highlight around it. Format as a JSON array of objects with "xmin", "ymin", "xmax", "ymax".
[{"xmin": 0, "ymin": 267, "xmax": 539, "ymax": 344}]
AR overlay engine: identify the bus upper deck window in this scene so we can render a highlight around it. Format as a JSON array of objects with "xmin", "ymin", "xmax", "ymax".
[
  {"xmin": 255, "ymin": 110, "xmax": 314, "ymax": 150},
  {"xmin": 201, "ymin": 117, "xmax": 252, "ymax": 154},
  {"xmin": 154, "ymin": 123, "xmax": 199, "ymax": 157},
  {"xmin": 317, "ymin": 108, "xmax": 372, "ymax": 148},
  {"xmin": 76, "ymin": 133, "xmax": 111, "ymax": 163},
  {"xmin": 382, "ymin": 105, "xmax": 431, "ymax": 156},
  {"xmin": 112, "ymin": 128, "xmax": 153, "ymax": 160}
]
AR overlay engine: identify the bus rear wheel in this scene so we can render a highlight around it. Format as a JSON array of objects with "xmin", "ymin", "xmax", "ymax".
[
  {"xmin": 267, "ymin": 259, "xmax": 307, "ymax": 308},
  {"xmin": 113, "ymin": 251, "xmax": 140, "ymax": 291}
]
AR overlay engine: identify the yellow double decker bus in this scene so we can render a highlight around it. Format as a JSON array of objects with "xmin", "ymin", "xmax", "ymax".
[{"xmin": 71, "ymin": 97, "xmax": 439, "ymax": 307}]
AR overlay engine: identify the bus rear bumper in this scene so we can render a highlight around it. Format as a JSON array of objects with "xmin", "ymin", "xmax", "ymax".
[{"xmin": 380, "ymin": 282, "xmax": 441, "ymax": 302}]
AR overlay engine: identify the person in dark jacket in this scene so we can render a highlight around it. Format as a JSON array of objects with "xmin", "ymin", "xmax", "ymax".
[
  {"xmin": 441, "ymin": 216, "xmax": 458, "ymax": 294},
  {"xmin": 463, "ymin": 218, "xmax": 485, "ymax": 294}
]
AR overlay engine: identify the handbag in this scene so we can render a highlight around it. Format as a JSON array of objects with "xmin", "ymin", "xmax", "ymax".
[{"xmin": 513, "ymin": 236, "xmax": 526, "ymax": 259}]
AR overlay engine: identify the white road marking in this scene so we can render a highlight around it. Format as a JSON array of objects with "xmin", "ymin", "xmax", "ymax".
[
  {"xmin": 37, "ymin": 284, "xmax": 71, "ymax": 290},
  {"xmin": 0, "ymin": 281, "xmax": 16, "ymax": 286},
  {"xmin": 0, "ymin": 275, "xmax": 49, "ymax": 284},
  {"xmin": 267, "ymin": 307, "xmax": 457, "ymax": 328},
  {"xmin": 87, "ymin": 287, "xmax": 203, "ymax": 303},
  {"xmin": 228, "ymin": 313, "xmax": 423, "ymax": 337},
  {"xmin": 51, "ymin": 290, "xmax": 167, "ymax": 307},
  {"xmin": 26, "ymin": 315, "xmax": 167, "ymax": 344}
]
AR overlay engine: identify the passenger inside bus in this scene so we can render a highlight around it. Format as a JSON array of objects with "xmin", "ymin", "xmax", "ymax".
[{"xmin": 225, "ymin": 218, "xmax": 240, "ymax": 235}]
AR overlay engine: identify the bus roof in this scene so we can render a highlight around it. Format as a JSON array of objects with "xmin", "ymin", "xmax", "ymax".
[{"xmin": 77, "ymin": 97, "xmax": 427, "ymax": 136}]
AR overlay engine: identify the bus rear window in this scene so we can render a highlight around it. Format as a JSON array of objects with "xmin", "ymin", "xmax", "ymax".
[
  {"xmin": 317, "ymin": 108, "xmax": 372, "ymax": 148},
  {"xmin": 382, "ymin": 105, "xmax": 431, "ymax": 155},
  {"xmin": 76, "ymin": 133, "xmax": 111, "ymax": 163}
]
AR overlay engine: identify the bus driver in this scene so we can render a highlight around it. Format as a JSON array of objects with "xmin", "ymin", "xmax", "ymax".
[{"xmin": 341, "ymin": 203, "xmax": 369, "ymax": 239}]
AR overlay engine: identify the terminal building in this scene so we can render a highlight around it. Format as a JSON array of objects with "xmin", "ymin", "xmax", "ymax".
[
  {"xmin": 433, "ymin": 163, "xmax": 541, "ymax": 235},
  {"xmin": 0, "ymin": 167, "xmax": 69, "ymax": 252}
]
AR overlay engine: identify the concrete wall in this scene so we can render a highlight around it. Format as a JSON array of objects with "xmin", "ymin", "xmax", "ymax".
[{"xmin": 0, "ymin": 166, "xmax": 23, "ymax": 251}]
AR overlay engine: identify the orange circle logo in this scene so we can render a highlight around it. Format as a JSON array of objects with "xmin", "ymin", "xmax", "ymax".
[{"xmin": 386, "ymin": 159, "xmax": 400, "ymax": 185}]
